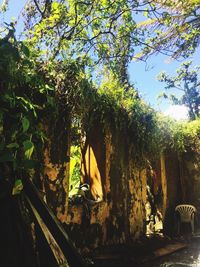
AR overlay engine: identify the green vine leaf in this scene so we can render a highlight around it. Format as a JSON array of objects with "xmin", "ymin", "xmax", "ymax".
[
  {"xmin": 23, "ymin": 140, "xmax": 34, "ymax": 159},
  {"xmin": 21, "ymin": 43, "xmax": 30, "ymax": 57},
  {"xmin": 6, "ymin": 142, "xmax": 19, "ymax": 149},
  {"xmin": 12, "ymin": 179, "xmax": 23, "ymax": 195},
  {"xmin": 22, "ymin": 117, "xmax": 30, "ymax": 132}
]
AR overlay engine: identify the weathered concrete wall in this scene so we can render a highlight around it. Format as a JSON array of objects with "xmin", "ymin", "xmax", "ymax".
[
  {"xmin": 143, "ymin": 153, "xmax": 183, "ymax": 237},
  {"xmin": 80, "ymin": 125, "xmax": 105, "ymax": 201},
  {"xmin": 128, "ymin": 168, "xmax": 146, "ymax": 240},
  {"xmin": 181, "ymin": 152, "xmax": 200, "ymax": 210},
  {"xmin": 160, "ymin": 155, "xmax": 167, "ymax": 221},
  {"xmin": 64, "ymin": 125, "xmax": 147, "ymax": 249},
  {"xmin": 41, "ymin": 116, "xmax": 200, "ymax": 250},
  {"xmin": 48, "ymin": 123, "xmax": 183, "ymax": 248},
  {"xmin": 154, "ymin": 151, "xmax": 200, "ymax": 236},
  {"xmin": 162, "ymin": 152, "xmax": 182, "ymax": 236},
  {"xmin": 145, "ymin": 160, "xmax": 164, "ymax": 235},
  {"xmin": 41, "ymin": 113, "xmax": 71, "ymax": 220}
]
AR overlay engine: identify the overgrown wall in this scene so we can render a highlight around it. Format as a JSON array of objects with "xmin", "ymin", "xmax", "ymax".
[
  {"xmin": 42, "ymin": 118, "xmax": 200, "ymax": 250},
  {"xmin": 41, "ymin": 112, "xmax": 71, "ymax": 219},
  {"xmin": 181, "ymin": 152, "xmax": 200, "ymax": 210},
  {"xmin": 64, "ymin": 124, "xmax": 147, "ymax": 249},
  {"xmin": 161, "ymin": 152, "xmax": 182, "ymax": 236}
]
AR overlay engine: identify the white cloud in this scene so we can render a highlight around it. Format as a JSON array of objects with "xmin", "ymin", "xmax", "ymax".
[{"xmin": 164, "ymin": 105, "xmax": 189, "ymax": 121}]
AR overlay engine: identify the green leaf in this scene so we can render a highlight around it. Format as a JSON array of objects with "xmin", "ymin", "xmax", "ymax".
[
  {"xmin": 157, "ymin": 92, "xmax": 168, "ymax": 99},
  {"xmin": 23, "ymin": 140, "xmax": 34, "ymax": 159},
  {"xmin": 12, "ymin": 179, "xmax": 23, "ymax": 195},
  {"xmin": 22, "ymin": 117, "xmax": 30, "ymax": 132},
  {"xmin": 47, "ymin": 95, "xmax": 55, "ymax": 107},
  {"xmin": 6, "ymin": 142, "xmax": 19, "ymax": 149},
  {"xmin": 21, "ymin": 43, "xmax": 30, "ymax": 57}
]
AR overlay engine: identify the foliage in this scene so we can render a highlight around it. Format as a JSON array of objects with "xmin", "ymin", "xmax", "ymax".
[
  {"xmin": 0, "ymin": 23, "xmax": 98, "ymax": 182},
  {"xmin": 1, "ymin": 2, "xmax": 200, "ymax": 180},
  {"xmin": 22, "ymin": 0, "xmax": 140, "ymax": 80},
  {"xmin": 70, "ymin": 73, "xmax": 163, "ymax": 165},
  {"xmin": 63, "ymin": 68, "xmax": 200, "ymax": 165},
  {"xmin": 3, "ymin": 0, "xmax": 200, "ymax": 79},
  {"xmin": 128, "ymin": 100, "xmax": 161, "ymax": 162},
  {"xmin": 151, "ymin": 114, "xmax": 200, "ymax": 155},
  {"xmin": 69, "ymin": 145, "xmax": 81, "ymax": 196},
  {"xmin": 0, "ymin": 22, "xmax": 97, "ymax": 183},
  {"xmin": 0, "ymin": 0, "xmax": 8, "ymax": 13},
  {"xmin": 136, "ymin": 0, "xmax": 200, "ymax": 60},
  {"xmin": 157, "ymin": 61, "xmax": 200, "ymax": 120},
  {"xmin": 0, "ymin": 26, "xmax": 57, "ymax": 182},
  {"xmin": 169, "ymin": 118, "xmax": 200, "ymax": 153}
]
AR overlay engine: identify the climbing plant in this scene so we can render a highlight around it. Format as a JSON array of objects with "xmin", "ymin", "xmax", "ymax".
[
  {"xmin": 1, "ymin": 2, "xmax": 200, "ymax": 185},
  {"xmin": 0, "ymin": 26, "xmax": 57, "ymax": 183}
]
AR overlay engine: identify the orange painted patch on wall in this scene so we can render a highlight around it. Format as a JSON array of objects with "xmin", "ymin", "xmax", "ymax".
[{"xmin": 81, "ymin": 145, "xmax": 103, "ymax": 201}]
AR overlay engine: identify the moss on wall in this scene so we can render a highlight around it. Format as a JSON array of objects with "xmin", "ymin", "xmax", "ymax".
[
  {"xmin": 41, "ymin": 110, "xmax": 200, "ymax": 250},
  {"xmin": 64, "ymin": 124, "xmax": 149, "ymax": 250},
  {"xmin": 42, "ymin": 113, "xmax": 71, "ymax": 219}
]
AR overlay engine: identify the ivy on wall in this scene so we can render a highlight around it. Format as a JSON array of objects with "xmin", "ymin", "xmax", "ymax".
[{"xmin": 1, "ymin": 24, "xmax": 200, "ymax": 188}]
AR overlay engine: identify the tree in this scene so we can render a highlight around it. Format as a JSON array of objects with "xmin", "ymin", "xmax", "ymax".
[
  {"xmin": 0, "ymin": 0, "xmax": 8, "ymax": 12},
  {"xmin": 157, "ymin": 61, "xmax": 200, "ymax": 120},
  {"xmin": 136, "ymin": 0, "xmax": 200, "ymax": 60},
  {"xmin": 21, "ymin": 0, "xmax": 139, "ymax": 81},
  {"xmin": 2, "ymin": 0, "xmax": 200, "ymax": 75}
]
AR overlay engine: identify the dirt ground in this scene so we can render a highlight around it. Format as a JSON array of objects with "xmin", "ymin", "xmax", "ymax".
[
  {"xmin": 87, "ymin": 235, "xmax": 184, "ymax": 266},
  {"xmin": 87, "ymin": 229, "xmax": 200, "ymax": 267}
]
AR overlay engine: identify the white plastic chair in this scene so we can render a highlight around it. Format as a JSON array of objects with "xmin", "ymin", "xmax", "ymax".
[{"xmin": 175, "ymin": 204, "xmax": 196, "ymax": 234}]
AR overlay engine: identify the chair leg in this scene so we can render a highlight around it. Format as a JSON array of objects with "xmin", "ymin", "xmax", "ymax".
[
  {"xmin": 177, "ymin": 222, "xmax": 180, "ymax": 235},
  {"xmin": 191, "ymin": 220, "xmax": 194, "ymax": 234}
]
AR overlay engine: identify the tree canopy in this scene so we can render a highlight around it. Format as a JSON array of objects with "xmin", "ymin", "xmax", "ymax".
[
  {"xmin": 0, "ymin": 0, "xmax": 200, "ymax": 183},
  {"xmin": 136, "ymin": 0, "xmax": 200, "ymax": 60},
  {"xmin": 22, "ymin": 0, "xmax": 140, "ymax": 83},
  {"xmin": 1, "ymin": 0, "xmax": 199, "ymax": 82},
  {"xmin": 158, "ymin": 61, "xmax": 200, "ymax": 120}
]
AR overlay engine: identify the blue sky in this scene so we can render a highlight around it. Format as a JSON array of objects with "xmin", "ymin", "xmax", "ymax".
[
  {"xmin": 1, "ymin": 0, "xmax": 199, "ymax": 117},
  {"xmin": 129, "ymin": 50, "xmax": 199, "ymax": 112},
  {"xmin": 0, "ymin": 0, "xmax": 24, "ymax": 23}
]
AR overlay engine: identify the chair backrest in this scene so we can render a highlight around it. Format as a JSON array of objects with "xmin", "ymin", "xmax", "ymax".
[{"xmin": 175, "ymin": 204, "xmax": 196, "ymax": 222}]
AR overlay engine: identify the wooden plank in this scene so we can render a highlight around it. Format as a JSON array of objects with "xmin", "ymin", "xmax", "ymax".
[
  {"xmin": 27, "ymin": 197, "xmax": 69, "ymax": 267},
  {"xmin": 23, "ymin": 177, "xmax": 88, "ymax": 267},
  {"xmin": 153, "ymin": 243, "xmax": 187, "ymax": 258},
  {"xmin": 93, "ymin": 242, "xmax": 187, "ymax": 263},
  {"xmin": 93, "ymin": 254, "xmax": 121, "ymax": 260}
]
